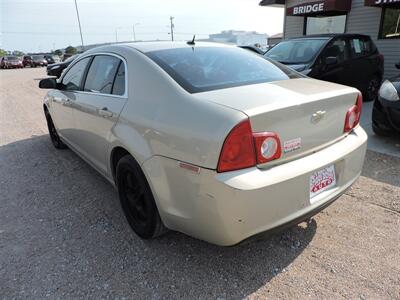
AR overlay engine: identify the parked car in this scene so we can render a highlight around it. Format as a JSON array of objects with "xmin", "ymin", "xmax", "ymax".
[
  {"xmin": 265, "ymin": 34, "xmax": 384, "ymax": 102},
  {"xmin": 372, "ymin": 61, "xmax": 400, "ymax": 136},
  {"xmin": 38, "ymin": 42, "xmax": 367, "ymax": 246},
  {"xmin": 0, "ymin": 56, "xmax": 23, "ymax": 69},
  {"xmin": 44, "ymin": 55, "xmax": 56, "ymax": 64},
  {"xmin": 22, "ymin": 55, "xmax": 34, "ymax": 67},
  {"xmin": 46, "ymin": 54, "xmax": 78, "ymax": 78},
  {"xmin": 238, "ymin": 45, "xmax": 265, "ymax": 55},
  {"xmin": 31, "ymin": 55, "xmax": 48, "ymax": 67}
]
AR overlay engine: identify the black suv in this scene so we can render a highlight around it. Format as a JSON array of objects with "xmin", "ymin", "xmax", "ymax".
[{"xmin": 265, "ymin": 34, "xmax": 384, "ymax": 101}]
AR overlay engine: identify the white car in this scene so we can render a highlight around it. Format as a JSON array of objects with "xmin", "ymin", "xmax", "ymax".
[{"xmin": 39, "ymin": 42, "xmax": 367, "ymax": 246}]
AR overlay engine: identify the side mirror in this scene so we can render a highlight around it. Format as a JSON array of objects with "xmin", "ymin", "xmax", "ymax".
[
  {"xmin": 325, "ymin": 56, "xmax": 338, "ymax": 66},
  {"xmin": 39, "ymin": 78, "xmax": 57, "ymax": 89},
  {"xmin": 395, "ymin": 61, "xmax": 400, "ymax": 70}
]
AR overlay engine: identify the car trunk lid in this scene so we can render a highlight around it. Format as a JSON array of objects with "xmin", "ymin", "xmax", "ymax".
[{"xmin": 194, "ymin": 78, "xmax": 360, "ymax": 168}]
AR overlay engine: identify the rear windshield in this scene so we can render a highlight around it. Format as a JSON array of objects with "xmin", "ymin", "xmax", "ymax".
[
  {"xmin": 6, "ymin": 56, "xmax": 18, "ymax": 60},
  {"xmin": 146, "ymin": 47, "xmax": 301, "ymax": 93},
  {"xmin": 32, "ymin": 55, "xmax": 44, "ymax": 59},
  {"xmin": 265, "ymin": 38, "xmax": 328, "ymax": 64}
]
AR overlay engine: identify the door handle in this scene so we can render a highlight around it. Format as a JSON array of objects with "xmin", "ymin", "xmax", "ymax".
[{"xmin": 98, "ymin": 107, "xmax": 113, "ymax": 118}]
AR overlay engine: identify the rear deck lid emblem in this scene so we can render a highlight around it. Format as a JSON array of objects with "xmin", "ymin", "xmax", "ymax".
[{"xmin": 311, "ymin": 110, "xmax": 326, "ymax": 123}]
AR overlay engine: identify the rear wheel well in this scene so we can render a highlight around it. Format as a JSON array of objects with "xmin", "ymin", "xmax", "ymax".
[{"xmin": 110, "ymin": 147, "xmax": 130, "ymax": 182}]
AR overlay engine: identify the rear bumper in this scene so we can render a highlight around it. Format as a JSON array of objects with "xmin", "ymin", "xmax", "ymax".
[{"xmin": 143, "ymin": 126, "xmax": 367, "ymax": 246}]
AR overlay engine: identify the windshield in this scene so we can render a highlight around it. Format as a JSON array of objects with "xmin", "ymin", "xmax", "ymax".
[
  {"xmin": 6, "ymin": 56, "xmax": 19, "ymax": 60},
  {"xmin": 65, "ymin": 54, "xmax": 78, "ymax": 63},
  {"xmin": 265, "ymin": 39, "xmax": 328, "ymax": 64},
  {"xmin": 146, "ymin": 47, "xmax": 301, "ymax": 93},
  {"xmin": 32, "ymin": 55, "xmax": 44, "ymax": 60}
]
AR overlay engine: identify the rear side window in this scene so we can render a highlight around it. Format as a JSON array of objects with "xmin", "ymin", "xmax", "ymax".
[
  {"xmin": 84, "ymin": 55, "xmax": 122, "ymax": 95},
  {"xmin": 62, "ymin": 57, "xmax": 91, "ymax": 91},
  {"xmin": 111, "ymin": 62, "xmax": 125, "ymax": 96},
  {"xmin": 349, "ymin": 37, "xmax": 374, "ymax": 58},
  {"xmin": 147, "ymin": 47, "xmax": 302, "ymax": 93}
]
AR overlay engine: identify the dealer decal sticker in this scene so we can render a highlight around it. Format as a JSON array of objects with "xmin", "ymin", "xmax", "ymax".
[{"xmin": 284, "ymin": 137, "xmax": 301, "ymax": 153}]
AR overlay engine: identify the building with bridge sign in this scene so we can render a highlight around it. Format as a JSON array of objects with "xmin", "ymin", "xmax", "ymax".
[{"xmin": 260, "ymin": 0, "xmax": 400, "ymax": 78}]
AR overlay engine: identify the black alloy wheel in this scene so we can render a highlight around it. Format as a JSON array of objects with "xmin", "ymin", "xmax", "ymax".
[
  {"xmin": 116, "ymin": 155, "xmax": 166, "ymax": 239},
  {"xmin": 365, "ymin": 76, "xmax": 381, "ymax": 102}
]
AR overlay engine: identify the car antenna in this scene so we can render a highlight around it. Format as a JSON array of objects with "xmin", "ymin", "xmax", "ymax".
[{"xmin": 187, "ymin": 35, "xmax": 196, "ymax": 46}]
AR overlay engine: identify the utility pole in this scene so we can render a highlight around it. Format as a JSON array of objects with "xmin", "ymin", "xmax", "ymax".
[
  {"xmin": 169, "ymin": 16, "xmax": 174, "ymax": 41},
  {"xmin": 132, "ymin": 23, "xmax": 140, "ymax": 41},
  {"xmin": 74, "ymin": 0, "xmax": 85, "ymax": 51}
]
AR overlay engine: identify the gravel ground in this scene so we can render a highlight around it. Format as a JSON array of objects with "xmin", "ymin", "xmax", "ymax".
[{"xmin": 0, "ymin": 68, "xmax": 399, "ymax": 299}]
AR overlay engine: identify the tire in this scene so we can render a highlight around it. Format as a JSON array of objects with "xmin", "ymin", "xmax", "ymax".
[
  {"xmin": 372, "ymin": 100, "xmax": 393, "ymax": 136},
  {"xmin": 364, "ymin": 76, "xmax": 381, "ymax": 102},
  {"xmin": 44, "ymin": 109, "xmax": 67, "ymax": 149},
  {"xmin": 116, "ymin": 155, "xmax": 167, "ymax": 239}
]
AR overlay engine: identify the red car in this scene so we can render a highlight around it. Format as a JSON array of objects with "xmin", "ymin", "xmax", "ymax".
[
  {"xmin": 0, "ymin": 56, "xmax": 23, "ymax": 69},
  {"xmin": 22, "ymin": 55, "xmax": 33, "ymax": 67}
]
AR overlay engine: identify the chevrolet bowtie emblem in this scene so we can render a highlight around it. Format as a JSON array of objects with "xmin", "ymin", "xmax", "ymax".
[{"xmin": 311, "ymin": 110, "xmax": 326, "ymax": 123}]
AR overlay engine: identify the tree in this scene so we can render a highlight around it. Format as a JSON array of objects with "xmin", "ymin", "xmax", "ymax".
[
  {"xmin": 13, "ymin": 50, "xmax": 24, "ymax": 56},
  {"xmin": 0, "ymin": 49, "xmax": 7, "ymax": 57},
  {"xmin": 65, "ymin": 46, "xmax": 77, "ymax": 54},
  {"xmin": 53, "ymin": 49, "xmax": 63, "ymax": 56}
]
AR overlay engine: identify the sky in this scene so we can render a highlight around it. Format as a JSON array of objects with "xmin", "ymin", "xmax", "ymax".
[{"xmin": 0, "ymin": 0, "xmax": 284, "ymax": 53}]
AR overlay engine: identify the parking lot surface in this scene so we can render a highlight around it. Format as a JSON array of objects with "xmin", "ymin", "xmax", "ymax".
[{"xmin": 1, "ymin": 68, "xmax": 399, "ymax": 299}]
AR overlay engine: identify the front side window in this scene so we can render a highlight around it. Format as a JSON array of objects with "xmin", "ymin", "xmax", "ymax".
[
  {"xmin": 83, "ymin": 55, "xmax": 121, "ymax": 95},
  {"xmin": 62, "ymin": 57, "xmax": 91, "ymax": 91},
  {"xmin": 379, "ymin": 7, "xmax": 400, "ymax": 39},
  {"xmin": 320, "ymin": 38, "xmax": 349, "ymax": 63},
  {"xmin": 305, "ymin": 15, "xmax": 347, "ymax": 35},
  {"xmin": 265, "ymin": 39, "xmax": 328, "ymax": 64},
  {"xmin": 147, "ymin": 47, "xmax": 302, "ymax": 93}
]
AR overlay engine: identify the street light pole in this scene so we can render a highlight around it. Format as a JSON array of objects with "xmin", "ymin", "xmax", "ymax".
[
  {"xmin": 169, "ymin": 16, "xmax": 174, "ymax": 41},
  {"xmin": 74, "ymin": 0, "xmax": 85, "ymax": 50}
]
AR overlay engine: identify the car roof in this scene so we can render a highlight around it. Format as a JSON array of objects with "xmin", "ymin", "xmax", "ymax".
[
  {"xmin": 90, "ymin": 41, "xmax": 233, "ymax": 54},
  {"xmin": 287, "ymin": 33, "xmax": 371, "ymax": 40}
]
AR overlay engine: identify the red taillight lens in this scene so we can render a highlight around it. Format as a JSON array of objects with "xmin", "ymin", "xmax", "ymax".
[
  {"xmin": 344, "ymin": 93, "xmax": 362, "ymax": 133},
  {"xmin": 217, "ymin": 120, "xmax": 256, "ymax": 173},
  {"xmin": 217, "ymin": 119, "xmax": 282, "ymax": 172},
  {"xmin": 253, "ymin": 132, "xmax": 282, "ymax": 164},
  {"xmin": 378, "ymin": 54, "xmax": 384, "ymax": 65}
]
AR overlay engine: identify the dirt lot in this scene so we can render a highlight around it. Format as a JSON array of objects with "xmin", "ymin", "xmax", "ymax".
[{"xmin": 0, "ymin": 68, "xmax": 399, "ymax": 299}]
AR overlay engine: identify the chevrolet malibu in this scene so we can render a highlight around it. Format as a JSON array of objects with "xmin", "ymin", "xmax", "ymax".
[{"xmin": 39, "ymin": 42, "xmax": 367, "ymax": 246}]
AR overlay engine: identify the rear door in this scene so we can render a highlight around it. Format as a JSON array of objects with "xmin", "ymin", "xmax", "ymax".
[
  {"xmin": 347, "ymin": 36, "xmax": 376, "ymax": 92},
  {"xmin": 72, "ymin": 54, "xmax": 127, "ymax": 174},
  {"xmin": 316, "ymin": 37, "xmax": 351, "ymax": 86},
  {"xmin": 50, "ymin": 56, "xmax": 91, "ymax": 144}
]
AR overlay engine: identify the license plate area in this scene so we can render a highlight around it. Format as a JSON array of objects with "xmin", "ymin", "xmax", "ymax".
[{"xmin": 309, "ymin": 165, "xmax": 336, "ymax": 200}]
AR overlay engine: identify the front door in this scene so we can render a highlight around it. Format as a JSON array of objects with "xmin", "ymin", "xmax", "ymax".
[
  {"xmin": 317, "ymin": 37, "xmax": 351, "ymax": 86},
  {"xmin": 49, "ymin": 57, "xmax": 92, "ymax": 144},
  {"xmin": 72, "ymin": 55, "xmax": 127, "ymax": 174}
]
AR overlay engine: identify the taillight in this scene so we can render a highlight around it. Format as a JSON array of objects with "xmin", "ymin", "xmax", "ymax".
[
  {"xmin": 344, "ymin": 93, "xmax": 362, "ymax": 133},
  {"xmin": 217, "ymin": 120, "xmax": 256, "ymax": 173},
  {"xmin": 253, "ymin": 132, "xmax": 281, "ymax": 164},
  {"xmin": 217, "ymin": 119, "xmax": 281, "ymax": 173},
  {"xmin": 378, "ymin": 54, "xmax": 384, "ymax": 65}
]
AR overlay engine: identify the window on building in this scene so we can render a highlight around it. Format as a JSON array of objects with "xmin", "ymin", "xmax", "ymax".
[
  {"xmin": 305, "ymin": 15, "xmax": 347, "ymax": 35},
  {"xmin": 379, "ymin": 7, "xmax": 400, "ymax": 39}
]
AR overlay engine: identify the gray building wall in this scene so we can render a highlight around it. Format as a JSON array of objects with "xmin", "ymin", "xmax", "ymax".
[{"xmin": 283, "ymin": 0, "xmax": 400, "ymax": 79}]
